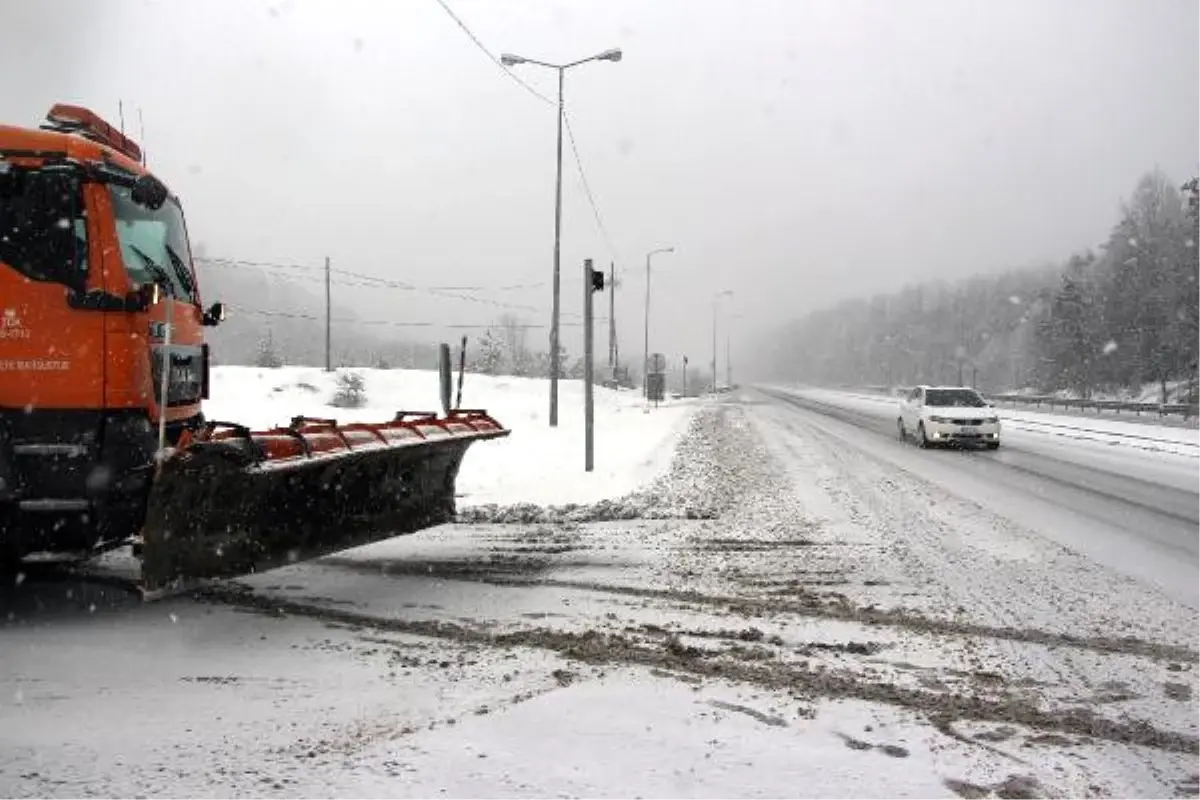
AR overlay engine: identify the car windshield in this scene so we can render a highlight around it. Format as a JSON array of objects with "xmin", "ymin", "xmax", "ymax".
[
  {"xmin": 109, "ymin": 184, "xmax": 196, "ymax": 303},
  {"xmin": 0, "ymin": 167, "xmax": 88, "ymax": 294},
  {"xmin": 925, "ymin": 389, "xmax": 987, "ymax": 408}
]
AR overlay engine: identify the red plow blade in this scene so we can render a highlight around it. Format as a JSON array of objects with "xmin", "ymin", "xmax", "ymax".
[{"xmin": 139, "ymin": 410, "xmax": 508, "ymax": 592}]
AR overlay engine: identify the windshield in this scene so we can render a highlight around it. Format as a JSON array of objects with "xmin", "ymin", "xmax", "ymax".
[
  {"xmin": 109, "ymin": 184, "xmax": 196, "ymax": 303},
  {"xmin": 0, "ymin": 167, "xmax": 88, "ymax": 294},
  {"xmin": 925, "ymin": 389, "xmax": 987, "ymax": 408}
]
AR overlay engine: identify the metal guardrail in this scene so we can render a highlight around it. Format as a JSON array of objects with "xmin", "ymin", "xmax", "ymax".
[
  {"xmin": 859, "ymin": 386, "xmax": 1198, "ymax": 420},
  {"xmin": 987, "ymin": 394, "xmax": 1197, "ymax": 420}
]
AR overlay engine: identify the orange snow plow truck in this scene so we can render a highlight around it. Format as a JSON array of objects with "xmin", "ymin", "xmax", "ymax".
[{"xmin": 0, "ymin": 104, "xmax": 508, "ymax": 593}]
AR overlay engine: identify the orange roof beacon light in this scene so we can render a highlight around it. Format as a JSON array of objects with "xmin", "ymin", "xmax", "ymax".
[{"xmin": 41, "ymin": 103, "xmax": 144, "ymax": 164}]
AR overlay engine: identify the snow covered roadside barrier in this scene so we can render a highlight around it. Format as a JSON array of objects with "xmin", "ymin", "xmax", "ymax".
[{"xmin": 204, "ymin": 366, "xmax": 700, "ymax": 511}]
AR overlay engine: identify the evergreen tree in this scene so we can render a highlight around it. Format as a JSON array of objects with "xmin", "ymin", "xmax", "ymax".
[{"xmin": 255, "ymin": 330, "xmax": 283, "ymax": 368}]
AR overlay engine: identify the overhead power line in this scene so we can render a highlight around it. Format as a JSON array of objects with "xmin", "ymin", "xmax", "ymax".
[
  {"xmin": 199, "ymin": 257, "xmax": 546, "ymax": 302},
  {"xmin": 563, "ymin": 112, "xmax": 619, "ymax": 265},
  {"xmin": 430, "ymin": 0, "xmax": 554, "ymax": 106},
  {"xmin": 430, "ymin": 0, "xmax": 622, "ymax": 269},
  {"xmin": 226, "ymin": 301, "xmax": 608, "ymax": 330}
]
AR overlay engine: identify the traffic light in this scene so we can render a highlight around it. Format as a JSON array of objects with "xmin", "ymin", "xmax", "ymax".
[{"xmin": 590, "ymin": 268, "xmax": 605, "ymax": 292}]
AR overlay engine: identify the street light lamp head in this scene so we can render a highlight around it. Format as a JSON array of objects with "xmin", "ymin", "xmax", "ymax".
[
  {"xmin": 500, "ymin": 53, "xmax": 525, "ymax": 66},
  {"xmin": 598, "ymin": 48, "xmax": 623, "ymax": 62}
]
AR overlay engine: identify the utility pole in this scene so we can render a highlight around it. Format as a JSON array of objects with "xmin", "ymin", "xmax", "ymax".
[
  {"xmin": 683, "ymin": 355, "xmax": 689, "ymax": 397},
  {"xmin": 584, "ymin": 259, "xmax": 603, "ymax": 472},
  {"xmin": 608, "ymin": 261, "xmax": 617, "ymax": 380},
  {"xmin": 324, "ymin": 256, "xmax": 331, "ymax": 372}
]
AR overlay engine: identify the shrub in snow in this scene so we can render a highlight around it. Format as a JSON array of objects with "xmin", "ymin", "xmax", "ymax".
[
  {"xmin": 472, "ymin": 329, "xmax": 505, "ymax": 375},
  {"xmin": 331, "ymin": 371, "xmax": 367, "ymax": 408},
  {"xmin": 255, "ymin": 335, "xmax": 283, "ymax": 368}
]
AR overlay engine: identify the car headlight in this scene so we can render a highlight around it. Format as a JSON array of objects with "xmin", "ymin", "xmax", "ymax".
[{"xmin": 929, "ymin": 416, "xmax": 951, "ymax": 423}]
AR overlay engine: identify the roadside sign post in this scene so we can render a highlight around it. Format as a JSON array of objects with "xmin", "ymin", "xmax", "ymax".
[
  {"xmin": 455, "ymin": 335, "xmax": 467, "ymax": 409},
  {"xmin": 647, "ymin": 352, "xmax": 667, "ymax": 406},
  {"xmin": 438, "ymin": 343, "xmax": 452, "ymax": 416}
]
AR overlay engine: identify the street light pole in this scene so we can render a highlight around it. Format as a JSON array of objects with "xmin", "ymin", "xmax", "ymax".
[
  {"xmin": 726, "ymin": 312, "xmax": 743, "ymax": 388},
  {"xmin": 712, "ymin": 290, "xmax": 732, "ymax": 392},
  {"xmin": 550, "ymin": 65, "xmax": 564, "ymax": 427},
  {"xmin": 711, "ymin": 301, "xmax": 717, "ymax": 393},
  {"xmin": 501, "ymin": 47, "xmax": 623, "ymax": 427},
  {"xmin": 642, "ymin": 246, "xmax": 674, "ymax": 397},
  {"xmin": 726, "ymin": 327, "xmax": 731, "ymax": 388}
]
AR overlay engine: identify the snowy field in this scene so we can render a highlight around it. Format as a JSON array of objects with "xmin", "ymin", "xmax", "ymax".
[
  {"xmin": 2, "ymin": 380, "xmax": 1197, "ymax": 798},
  {"xmin": 204, "ymin": 366, "xmax": 698, "ymax": 508}
]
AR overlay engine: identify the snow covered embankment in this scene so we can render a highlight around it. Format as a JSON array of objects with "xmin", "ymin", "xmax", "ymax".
[{"xmin": 205, "ymin": 366, "xmax": 699, "ymax": 511}]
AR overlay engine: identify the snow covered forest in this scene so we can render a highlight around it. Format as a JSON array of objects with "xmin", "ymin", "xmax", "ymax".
[{"xmin": 773, "ymin": 171, "xmax": 1200, "ymax": 401}]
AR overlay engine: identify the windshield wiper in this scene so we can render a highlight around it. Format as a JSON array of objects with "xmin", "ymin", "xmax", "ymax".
[
  {"xmin": 163, "ymin": 244, "xmax": 195, "ymax": 297},
  {"xmin": 127, "ymin": 244, "xmax": 174, "ymax": 296}
]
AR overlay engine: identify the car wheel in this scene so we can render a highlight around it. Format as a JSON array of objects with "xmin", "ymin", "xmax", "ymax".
[
  {"xmin": 986, "ymin": 441, "xmax": 1000, "ymax": 450},
  {"xmin": 897, "ymin": 418, "xmax": 906, "ymax": 441},
  {"xmin": 917, "ymin": 422, "xmax": 931, "ymax": 449}
]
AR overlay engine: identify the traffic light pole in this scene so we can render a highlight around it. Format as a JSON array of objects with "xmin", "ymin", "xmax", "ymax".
[{"xmin": 584, "ymin": 258, "xmax": 602, "ymax": 472}]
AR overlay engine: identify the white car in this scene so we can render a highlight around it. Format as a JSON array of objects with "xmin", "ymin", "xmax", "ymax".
[{"xmin": 897, "ymin": 385, "xmax": 1001, "ymax": 449}]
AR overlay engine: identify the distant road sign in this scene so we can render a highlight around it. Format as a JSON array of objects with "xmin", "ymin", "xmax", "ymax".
[
  {"xmin": 647, "ymin": 373, "xmax": 666, "ymax": 403},
  {"xmin": 648, "ymin": 352, "xmax": 666, "ymax": 372}
]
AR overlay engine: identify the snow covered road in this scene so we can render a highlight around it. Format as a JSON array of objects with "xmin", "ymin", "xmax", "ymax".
[
  {"xmin": 760, "ymin": 385, "xmax": 1200, "ymax": 609},
  {"xmin": 2, "ymin": 394, "xmax": 1197, "ymax": 797}
]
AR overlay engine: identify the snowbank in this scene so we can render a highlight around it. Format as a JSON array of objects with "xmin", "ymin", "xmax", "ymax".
[{"xmin": 204, "ymin": 366, "xmax": 699, "ymax": 508}]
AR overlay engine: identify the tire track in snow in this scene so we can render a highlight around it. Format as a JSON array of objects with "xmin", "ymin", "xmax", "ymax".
[
  {"xmin": 757, "ymin": 404, "xmax": 1092, "ymax": 693},
  {"xmin": 197, "ymin": 583, "xmax": 1199, "ymax": 756}
]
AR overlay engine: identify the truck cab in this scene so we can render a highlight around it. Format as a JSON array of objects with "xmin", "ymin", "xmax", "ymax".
[{"xmin": 0, "ymin": 104, "xmax": 224, "ymax": 559}]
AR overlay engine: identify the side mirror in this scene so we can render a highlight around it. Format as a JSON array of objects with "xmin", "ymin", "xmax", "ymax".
[
  {"xmin": 131, "ymin": 174, "xmax": 168, "ymax": 210},
  {"xmin": 125, "ymin": 282, "xmax": 161, "ymax": 311},
  {"xmin": 202, "ymin": 301, "xmax": 226, "ymax": 327}
]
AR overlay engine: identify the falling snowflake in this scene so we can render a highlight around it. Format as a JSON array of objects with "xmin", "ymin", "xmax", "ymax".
[
  {"xmin": 1008, "ymin": 295, "xmax": 1022, "ymax": 305},
  {"xmin": 1102, "ymin": 340, "xmax": 1118, "ymax": 355},
  {"xmin": 169, "ymin": 613, "xmax": 179, "ymax": 623}
]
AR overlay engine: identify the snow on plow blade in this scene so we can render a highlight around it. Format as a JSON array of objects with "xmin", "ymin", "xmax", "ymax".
[{"xmin": 139, "ymin": 410, "xmax": 508, "ymax": 592}]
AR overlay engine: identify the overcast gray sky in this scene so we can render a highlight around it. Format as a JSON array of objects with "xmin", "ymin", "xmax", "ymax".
[{"xmin": 3, "ymin": 0, "xmax": 1197, "ymax": 372}]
